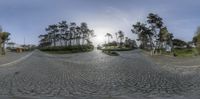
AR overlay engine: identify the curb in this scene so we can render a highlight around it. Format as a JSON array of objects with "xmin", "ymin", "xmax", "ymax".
[{"xmin": 0, "ymin": 51, "xmax": 35, "ymax": 67}]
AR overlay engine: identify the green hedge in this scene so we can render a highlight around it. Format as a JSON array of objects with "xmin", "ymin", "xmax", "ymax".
[
  {"xmin": 102, "ymin": 50, "xmax": 119, "ymax": 56},
  {"xmin": 102, "ymin": 47, "xmax": 133, "ymax": 51},
  {"xmin": 39, "ymin": 45, "xmax": 94, "ymax": 52}
]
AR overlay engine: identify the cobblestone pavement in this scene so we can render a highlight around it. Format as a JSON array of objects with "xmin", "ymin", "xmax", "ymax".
[
  {"xmin": 0, "ymin": 50, "xmax": 200, "ymax": 99},
  {"xmin": 148, "ymin": 53, "xmax": 200, "ymax": 75},
  {"xmin": 0, "ymin": 51, "xmax": 31, "ymax": 65}
]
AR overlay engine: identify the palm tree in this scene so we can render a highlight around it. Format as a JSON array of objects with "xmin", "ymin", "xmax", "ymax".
[{"xmin": 105, "ymin": 33, "xmax": 113, "ymax": 44}]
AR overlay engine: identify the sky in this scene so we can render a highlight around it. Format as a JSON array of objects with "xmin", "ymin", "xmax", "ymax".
[{"xmin": 0, "ymin": 0, "xmax": 200, "ymax": 45}]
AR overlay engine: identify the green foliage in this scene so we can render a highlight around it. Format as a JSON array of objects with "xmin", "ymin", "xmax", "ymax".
[
  {"xmin": 173, "ymin": 39, "xmax": 187, "ymax": 47},
  {"xmin": 102, "ymin": 47, "xmax": 133, "ymax": 51},
  {"xmin": 102, "ymin": 50, "xmax": 119, "ymax": 56},
  {"xmin": 132, "ymin": 22, "xmax": 152, "ymax": 49},
  {"xmin": 40, "ymin": 45, "xmax": 94, "ymax": 53},
  {"xmin": 193, "ymin": 26, "xmax": 200, "ymax": 55},
  {"xmin": 173, "ymin": 48, "xmax": 198, "ymax": 57},
  {"xmin": 132, "ymin": 13, "xmax": 173, "ymax": 52},
  {"xmin": 0, "ymin": 32, "xmax": 10, "ymax": 42},
  {"xmin": 39, "ymin": 21, "xmax": 94, "ymax": 48},
  {"xmin": 197, "ymin": 34, "xmax": 200, "ymax": 54},
  {"xmin": 0, "ymin": 32, "xmax": 11, "ymax": 55},
  {"xmin": 105, "ymin": 33, "xmax": 113, "ymax": 43}
]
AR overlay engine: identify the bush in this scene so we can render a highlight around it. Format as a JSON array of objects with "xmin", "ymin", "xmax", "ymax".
[
  {"xmin": 197, "ymin": 47, "xmax": 200, "ymax": 55},
  {"xmin": 173, "ymin": 48, "xmax": 197, "ymax": 57},
  {"xmin": 39, "ymin": 45, "xmax": 94, "ymax": 53},
  {"xmin": 102, "ymin": 50, "xmax": 119, "ymax": 56},
  {"xmin": 102, "ymin": 47, "xmax": 133, "ymax": 51}
]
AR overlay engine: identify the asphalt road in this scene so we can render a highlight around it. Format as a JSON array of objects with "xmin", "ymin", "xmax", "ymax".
[{"xmin": 0, "ymin": 50, "xmax": 200, "ymax": 99}]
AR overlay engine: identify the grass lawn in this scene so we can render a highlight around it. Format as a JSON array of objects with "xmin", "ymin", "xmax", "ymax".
[
  {"xmin": 173, "ymin": 48, "xmax": 199, "ymax": 57},
  {"xmin": 144, "ymin": 48, "xmax": 199, "ymax": 57}
]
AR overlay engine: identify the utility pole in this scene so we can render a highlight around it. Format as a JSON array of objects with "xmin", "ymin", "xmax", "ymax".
[{"xmin": 24, "ymin": 37, "xmax": 25, "ymax": 46}]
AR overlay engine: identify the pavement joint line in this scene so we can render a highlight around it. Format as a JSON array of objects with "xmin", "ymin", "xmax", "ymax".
[{"xmin": 0, "ymin": 51, "xmax": 35, "ymax": 67}]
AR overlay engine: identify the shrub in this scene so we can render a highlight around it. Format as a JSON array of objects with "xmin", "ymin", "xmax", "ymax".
[
  {"xmin": 39, "ymin": 45, "xmax": 94, "ymax": 52},
  {"xmin": 102, "ymin": 50, "xmax": 119, "ymax": 56},
  {"xmin": 197, "ymin": 47, "xmax": 200, "ymax": 55},
  {"xmin": 102, "ymin": 47, "xmax": 132, "ymax": 51}
]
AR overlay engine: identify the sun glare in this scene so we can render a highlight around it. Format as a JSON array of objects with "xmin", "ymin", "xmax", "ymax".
[{"xmin": 92, "ymin": 27, "xmax": 114, "ymax": 46}]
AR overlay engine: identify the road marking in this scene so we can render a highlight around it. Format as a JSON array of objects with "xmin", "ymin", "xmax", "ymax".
[{"xmin": 0, "ymin": 51, "xmax": 35, "ymax": 67}]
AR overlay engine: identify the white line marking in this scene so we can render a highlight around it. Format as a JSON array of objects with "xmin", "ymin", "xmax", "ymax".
[{"xmin": 0, "ymin": 51, "xmax": 35, "ymax": 67}]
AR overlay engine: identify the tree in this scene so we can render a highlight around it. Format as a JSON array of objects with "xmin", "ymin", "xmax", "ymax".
[
  {"xmin": 147, "ymin": 13, "xmax": 164, "ymax": 54},
  {"xmin": 46, "ymin": 24, "xmax": 59, "ymax": 47},
  {"xmin": 193, "ymin": 36, "xmax": 198, "ymax": 46},
  {"xmin": 197, "ymin": 34, "xmax": 200, "ymax": 54},
  {"xmin": 39, "ymin": 21, "xmax": 94, "ymax": 49},
  {"xmin": 132, "ymin": 13, "xmax": 173, "ymax": 55},
  {"xmin": 167, "ymin": 33, "xmax": 174, "ymax": 51},
  {"xmin": 194, "ymin": 27, "xmax": 200, "ymax": 54},
  {"xmin": 80, "ymin": 22, "xmax": 89, "ymax": 45},
  {"xmin": 132, "ymin": 22, "xmax": 153, "ymax": 49},
  {"xmin": 0, "ymin": 32, "xmax": 10, "ymax": 55},
  {"xmin": 105, "ymin": 33, "xmax": 113, "ymax": 44},
  {"xmin": 0, "ymin": 26, "xmax": 2, "ymax": 32},
  {"xmin": 75, "ymin": 26, "xmax": 82, "ymax": 45},
  {"xmin": 69, "ymin": 22, "xmax": 76, "ymax": 46},
  {"xmin": 158, "ymin": 27, "xmax": 172, "ymax": 53},
  {"xmin": 193, "ymin": 26, "xmax": 200, "ymax": 46},
  {"xmin": 117, "ymin": 30, "xmax": 124, "ymax": 47},
  {"xmin": 58, "ymin": 21, "xmax": 68, "ymax": 46},
  {"xmin": 173, "ymin": 39, "xmax": 187, "ymax": 48},
  {"xmin": 115, "ymin": 32, "xmax": 118, "ymax": 43},
  {"xmin": 86, "ymin": 29, "xmax": 95, "ymax": 45},
  {"xmin": 39, "ymin": 34, "xmax": 51, "ymax": 47}
]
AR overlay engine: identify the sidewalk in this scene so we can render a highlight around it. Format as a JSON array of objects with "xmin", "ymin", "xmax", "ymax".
[{"xmin": 0, "ymin": 51, "xmax": 32, "ymax": 65}]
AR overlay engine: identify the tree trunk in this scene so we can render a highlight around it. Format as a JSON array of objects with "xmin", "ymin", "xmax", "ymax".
[
  {"xmin": 82, "ymin": 37, "xmax": 85, "ymax": 45},
  {"xmin": 0, "ymin": 38, "xmax": 3, "ymax": 55},
  {"xmin": 2, "ymin": 42, "xmax": 5, "ymax": 55},
  {"xmin": 0, "ymin": 44, "xmax": 2, "ymax": 56},
  {"xmin": 60, "ymin": 40, "xmax": 63, "ymax": 47},
  {"xmin": 53, "ymin": 38, "xmax": 56, "ymax": 47}
]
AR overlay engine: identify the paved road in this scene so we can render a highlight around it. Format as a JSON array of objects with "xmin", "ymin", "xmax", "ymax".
[
  {"xmin": 0, "ymin": 51, "xmax": 31, "ymax": 65},
  {"xmin": 0, "ymin": 50, "xmax": 199, "ymax": 99}
]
